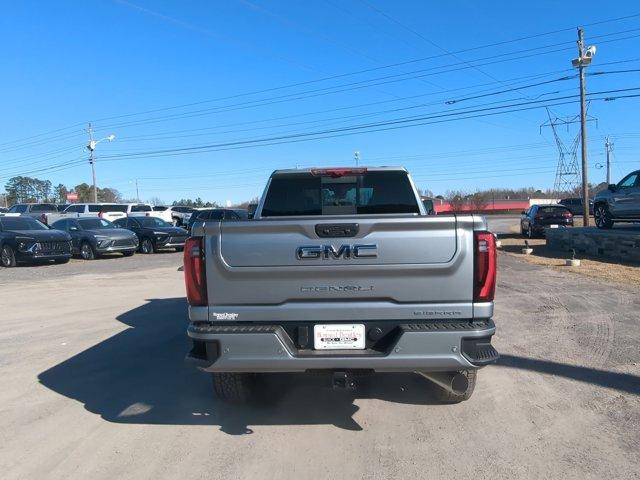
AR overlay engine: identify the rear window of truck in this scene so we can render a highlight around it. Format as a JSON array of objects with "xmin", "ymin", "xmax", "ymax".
[{"xmin": 261, "ymin": 171, "xmax": 420, "ymax": 216}]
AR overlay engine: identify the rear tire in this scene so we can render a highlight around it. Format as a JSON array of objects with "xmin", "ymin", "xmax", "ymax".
[
  {"xmin": 175, "ymin": 246, "xmax": 184, "ymax": 252},
  {"xmin": 122, "ymin": 251, "xmax": 135, "ymax": 257},
  {"xmin": 594, "ymin": 204, "xmax": 613, "ymax": 229},
  {"xmin": 54, "ymin": 258, "xmax": 70, "ymax": 264},
  {"xmin": 435, "ymin": 370, "xmax": 477, "ymax": 404},
  {"xmin": 212, "ymin": 373, "xmax": 255, "ymax": 403},
  {"xmin": 1, "ymin": 244, "xmax": 17, "ymax": 268}
]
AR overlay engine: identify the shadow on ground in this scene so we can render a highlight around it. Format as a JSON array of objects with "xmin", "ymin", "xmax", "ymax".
[
  {"xmin": 38, "ymin": 297, "xmax": 446, "ymax": 434},
  {"xmin": 38, "ymin": 297, "xmax": 640, "ymax": 434}
]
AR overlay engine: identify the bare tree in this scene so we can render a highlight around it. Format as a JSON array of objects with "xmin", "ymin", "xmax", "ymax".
[
  {"xmin": 469, "ymin": 191, "xmax": 490, "ymax": 212},
  {"xmin": 445, "ymin": 190, "xmax": 467, "ymax": 212}
]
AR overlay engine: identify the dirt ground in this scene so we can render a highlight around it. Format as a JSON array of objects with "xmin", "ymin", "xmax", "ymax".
[
  {"xmin": 1, "ymin": 251, "xmax": 639, "ymax": 479},
  {"xmin": 498, "ymin": 225, "xmax": 640, "ymax": 288}
]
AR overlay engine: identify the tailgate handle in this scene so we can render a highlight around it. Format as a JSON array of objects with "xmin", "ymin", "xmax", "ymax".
[{"xmin": 315, "ymin": 223, "xmax": 359, "ymax": 238}]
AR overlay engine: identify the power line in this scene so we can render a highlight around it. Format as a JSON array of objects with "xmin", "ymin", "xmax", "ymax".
[
  {"xmin": 2, "ymin": 14, "xmax": 639, "ymax": 148},
  {"xmin": 91, "ymin": 30, "xmax": 640, "ymax": 132},
  {"xmin": 5, "ymin": 84, "xmax": 639, "ymax": 181},
  {"xmin": 84, "ymin": 11, "xmax": 640, "ymax": 126},
  {"xmin": 2, "ymin": 69, "xmax": 573, "ymax": 176},
  {"xmin": 90, "ymin": 89, "xmax": 640, "ymax": 161}
]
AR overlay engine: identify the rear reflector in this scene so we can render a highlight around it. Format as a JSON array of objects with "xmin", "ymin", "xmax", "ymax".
[
  {"xmin": 310, "ymin": 168, "xmax": 367, "ymax": 177},
  {"xmin": 474, "ymin": 232, "xmax": 497, "ymax": 303},
  {"xmin": 184, "ymin": 237, "xmax": 207, "ymax": 306}
]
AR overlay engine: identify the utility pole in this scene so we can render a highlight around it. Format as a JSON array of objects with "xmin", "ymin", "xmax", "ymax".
[
  {"xmin": 354, "ymin": 151, "xmax": 360, "ymax": 167},
  {"xmin": 572, "ymin": 28, "xmax": 596, "ymax": 226},
  {"xmin": 85, "ymin": 124, "xmax": 116, "ymax": 203},
  {"xmin": 87, "ymin": 123, "xmax": 98, "ymax": 203},
  {"xmin": 135, "ymin": 179, "xmax": 140, "ymax": 202},
  {"xmin": 605, "ymin": 136, "xmax": 613, "ymax": 185}
]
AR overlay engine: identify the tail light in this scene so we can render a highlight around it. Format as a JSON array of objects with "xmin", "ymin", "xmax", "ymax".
[
  {"xmin": 98, "ymin": 211, "xmax": 104, "ymax": 218},
  {"xmin": 184, "ymin": 237, "xmax": 207, "ymax": 306},
  {"xmin": 474, "ymin": 232, "xmax": 497, "ymax": 302},
  {"xmin": 40, "ymin": 214, "xmax": 48, "ymax": 224},
  {"xmin": 562, "ymin": 211, "xmax": 573, "ymax": 218},
  {"xmin": 310, "ymin": 167, "xmax": 367, "ymax": 177}
]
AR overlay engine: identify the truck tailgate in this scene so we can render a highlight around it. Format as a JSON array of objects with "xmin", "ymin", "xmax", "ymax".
[{"xmin": 198, "ymin": 215, "xmax": 482, "ymax": 321}]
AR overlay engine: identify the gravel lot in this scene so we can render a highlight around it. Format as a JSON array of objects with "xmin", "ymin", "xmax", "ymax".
[{"xmin": 1, "ymin": 223, "xmax": 639, "ymax": 479}]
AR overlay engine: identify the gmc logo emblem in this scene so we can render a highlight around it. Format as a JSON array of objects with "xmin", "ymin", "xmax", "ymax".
[{"xmin": 296, "ymin": 244, "xmax": 377, "ymax": 260}]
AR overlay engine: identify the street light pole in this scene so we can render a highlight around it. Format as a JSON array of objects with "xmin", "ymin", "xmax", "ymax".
[
  {"xmin": 86, "ymin": 123, "xmax": 116, "ymax": 203},
  {"xmin": 88, "ymin": 124, "xmax": 98, "ymax": 203},
  {"xmin": 605, "ymin": 136, "xmax": 613, "ymax": 185}
]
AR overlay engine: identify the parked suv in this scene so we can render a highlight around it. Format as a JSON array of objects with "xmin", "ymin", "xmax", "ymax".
[
  {"xmin": 113, "ymin": 216, "xmax": 188, "ymax": 253},
  {"xmin": 0, "ymin": 216, "xmax": 72, "ymax": 267},
  {"xmin": 186, "ymin": 208, "xmax": 248, "ymax": 231},
  {"xmin": 152, "ymin": 205, "xmax": 195, "ymax": 226},
  {"xmin": 593, "ymin": 170, "xmax": 640, "ymax": 228},
  {"xmin": 50, "ymin": 217, "xmax": 138, "ymax": 260},
  {"xmin": 558, "ymin": 197, "xmax": 594, "ymax": 216},
  {"xmin": 521, "ymin": 204, "xmax": 573, "ymax": 238}
]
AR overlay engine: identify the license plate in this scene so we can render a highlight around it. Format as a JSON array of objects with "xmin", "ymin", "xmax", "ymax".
[
  {"xmin": 550, "ymin": 224, "xmax": 559, "ymax": 228},
  {"xmin": 313, "ymin": 324, "xmax": 365, "ymax": 350}
]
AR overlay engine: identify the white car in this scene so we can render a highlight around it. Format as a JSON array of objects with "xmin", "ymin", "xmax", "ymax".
[
  {"xmin": 43, "ymin": 203, "xmax": 128, "ymax": 225},
  {"xmin": 152, "ymin": 206, "xmax": 196, "ymax": 226}
]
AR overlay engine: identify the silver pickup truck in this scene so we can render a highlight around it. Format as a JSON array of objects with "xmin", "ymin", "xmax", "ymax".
[{"xmin": 184, "ymin": 167, "xmax": 498, "ymax": 403}]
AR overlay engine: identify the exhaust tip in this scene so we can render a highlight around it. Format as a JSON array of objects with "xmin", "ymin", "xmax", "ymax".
[{"xmin": 451, "ymin": 373, "xmax": 469, "ymax": 395}]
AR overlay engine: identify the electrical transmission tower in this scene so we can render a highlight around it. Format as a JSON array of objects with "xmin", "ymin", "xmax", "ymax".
[{"xmin": 540, "ymin": 108, "xmax": 596, "ymax": 195}]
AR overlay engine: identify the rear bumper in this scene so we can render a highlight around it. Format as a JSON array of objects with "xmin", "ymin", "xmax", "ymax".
[
  {"xmin": 534, "ymin": 221, "xmax": 573, "ymax": 232},
  {"xmin": 186, "ymin": 320, "xmax": 498, "ymax": 373}
]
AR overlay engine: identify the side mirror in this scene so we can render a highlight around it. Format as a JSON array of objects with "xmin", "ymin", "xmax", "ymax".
[
  {"xmin": 521, "ymin": 210, "xmax": 527, "ymax": 215},
  {"xmin": 69, "ymin": 226, "xmax": 79, "ymax": 231},
  {"xmin": 608, "ymin": 184, "xmax": 617, "ymax": 192},
  {"xmin": 247, "ymin": 203, "xmax": 258, "ymax": 219}
]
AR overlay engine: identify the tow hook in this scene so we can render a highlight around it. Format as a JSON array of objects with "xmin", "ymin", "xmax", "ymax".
[{"xmin": 332, "ymin": 371, "xmax": 357, "ymax": 390}]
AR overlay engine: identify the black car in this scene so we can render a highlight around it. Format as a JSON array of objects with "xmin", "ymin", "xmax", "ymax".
[
  {"xmin": 50, "ymin": 217, "xmax": 138, "ymax": 260},
  {"xmin": 187, "ymin": 208, "xmax": 248, "ymax": 231},
  {"xmin": 558, "ymin": 197, "xmax": 594, "ymax": 216},
  {"xmin": 113, "ymin": 216, "xmax": 188, "ymax": 254},
  {"xmin": 521, "ymin": 204, "xmax": 574, "ymax": 238},
  {"xmin": 0, "ymin": 216, "xmax": 72, "ymax": 267}
]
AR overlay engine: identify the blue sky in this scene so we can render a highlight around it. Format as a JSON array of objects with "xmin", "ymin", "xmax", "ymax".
[{"xmin": 1, "ymin": 0, "xmax": 640, "ymax": 204}]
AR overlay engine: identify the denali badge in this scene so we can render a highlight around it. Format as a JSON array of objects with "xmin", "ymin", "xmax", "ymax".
[
  {"xmin": 296, "ymin": 244, "xmax": 377, "ymax": 260},
  {"xmin": 301, "ymin": 285, "xmax": 374, "ymax": 292}
]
